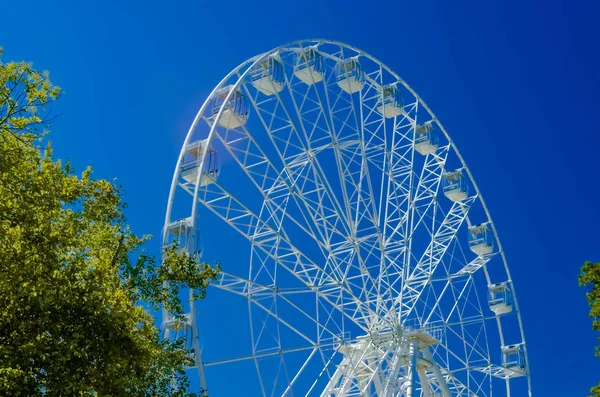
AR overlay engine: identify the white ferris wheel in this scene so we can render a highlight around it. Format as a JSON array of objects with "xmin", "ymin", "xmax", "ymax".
[{"xmin": 161, "ymin": 39, "xmax": 532, "ymax": 397}]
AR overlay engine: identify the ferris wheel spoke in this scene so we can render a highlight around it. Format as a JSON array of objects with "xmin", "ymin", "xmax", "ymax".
[
  {"xmin": 214, "ymin": 271, "xmax": 341, "ymax": 341},
  {"xmin": 397, "ymin": 197, "xmax": 475, "ymax": 323},
  {"xmin": 413, "ymin": 144, "xmax": 450, "ymax": 202},
  {"xmin": 414, "ymin": 241, "xmax": 467, "ymax": 325},
  {"xmin": 452, "ymin": 252, "xmax": 496, "ymax": 276},
  {"xmin": 202, "ymin": 340, "xmax": 338, "ymax": 367},
  {"xmin": 278, "ymin": 54, "xmax": 388, "ymax": 324},
  {"xmin": 208, "ymin": 100, "xmax": 334, "ymax": 245},
  {"xmin": 254, "ymin": 166, "xmax": 378, "ymax": 315},
  {"xmin": 362, "ymin": 91, "xmax": 404, "ymax": 324},
  {"xmin": 304, "ymin": 348, "xmax": 342, "ymax": 396},
  {"xmin": 280, "ymin": 55, "xmax": 357, "ymax": 240},
  {"xmin": 379, "ymin": 118, "xmax": 415, "ymax": 247},
  {"xmin": 318, "ymin": 57, "xmax": 393, "ymax": 324},
  {"xmin": 446, "ymin": 277, "xmax": 483, "ymax": 324},
  {"xmin": 253, "ymin": 173, "xmax": 379, "ymax": 329},
  {"xmin": 357, "ymin": 74, "xmax": 421, "ymax": 326},
  {"xmin": 351, "ymin": 77, "xmax": 413, "ymax": 323},
  {"xmin": 422, "ymin": 275, "xmax": 469, "ymax": 326},
  {"xmin": 436, "ymin": 320, "xmax": 490, "ymax": 371},
  {"xmin": 251, "ymin": 248, "xmax": 352, "ymax": 345},
  {"xmin": 395, "ymin": 141, "xmax": 450, "ymax": 255},
  {"xmin": 397, "ymin": 144, "xmax": 452, "ymax": 299},
  {"xmin": 378, "ymin": 112, "xmax": 421, "ymax": 318},
  {"xmin": 189, "ymin": 179, "xmax": 380, "ymax": 331},
  {"xmin": 439, "ymin": 324, "xmax": 491, "ymax": 377},
  {"xmin": 239, "ymin": 77, "xmax": 361, "ymax": 289},
  {"xmin": 254, "ymin": 297, "xmax": 296, "ymax": 397},
  {"xmin": 276, "ymin": 52, "xmax": 390, "ymax": 296},
  {"xmin": 248, "ymin": 297, "xmax": 327, "ymax": 397},
  {"xmin": 404, "ymin": 143, "xmax": 450, "ymax": 238},
  {"xmin": 241, "ymin": 77, "xmax": 351, "ymax": 244},
  {"xmin": 442, "ymin": 365, "xmax": 492, "ymax": 397},
  {"xmin": 421, "ymin": 253, "xmax": 497, "ymax": 328},
  {"xmin": 288, "ymin": 53, "xmax": 360, "ymax": 232},
  {"xmin": 204, "ymin": 107, "xmax": 355, "ymax": 290},
  {"xmin": 280, "ymin": 347, "xmax": 320, "ymax": 396}
]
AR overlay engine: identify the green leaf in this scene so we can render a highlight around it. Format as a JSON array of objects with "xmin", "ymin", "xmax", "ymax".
[{"xmin": 0, "ymin": 48, "xmax": 216, "ymax": 397}]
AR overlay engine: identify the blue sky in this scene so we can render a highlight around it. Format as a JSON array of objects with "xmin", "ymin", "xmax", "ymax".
[{"xmin": 2, "ymin": 0, "xmax": 599, "ymax": 395}]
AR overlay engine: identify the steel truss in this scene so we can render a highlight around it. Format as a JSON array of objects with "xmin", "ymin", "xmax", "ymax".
[{"xmin": 161, "ymin": 40, "xmax": 532, "ymax": 396}]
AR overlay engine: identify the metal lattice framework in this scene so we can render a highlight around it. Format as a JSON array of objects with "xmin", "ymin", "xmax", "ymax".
[{"xmin": 161, "ymin": 40, "xmax": 532, "ymax": 397}]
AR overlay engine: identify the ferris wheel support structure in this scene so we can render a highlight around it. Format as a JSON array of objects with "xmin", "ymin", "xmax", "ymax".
[{"xmin": 161, "ymin": 39, "xmax": 532, "ymax": 397}]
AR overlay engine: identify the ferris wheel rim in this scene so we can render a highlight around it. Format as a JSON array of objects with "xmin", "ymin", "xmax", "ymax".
[{"xmin": 162, "ymin": 38, "xmax": 532, "ymax": 395}]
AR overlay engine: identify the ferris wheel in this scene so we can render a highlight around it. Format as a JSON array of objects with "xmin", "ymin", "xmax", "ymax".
[{"xmin": 161, "ymin": 39, "xmax": 532, "ymax": 397}]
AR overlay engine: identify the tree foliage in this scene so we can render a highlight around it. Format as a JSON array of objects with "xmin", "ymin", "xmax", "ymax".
[
  {"xmin": 0, "ymin": 49, "xmax": 219, "ymax": 396},
  {"xmin": 579, "ymin": 261, "xmax": 600, "ymax": 397}
]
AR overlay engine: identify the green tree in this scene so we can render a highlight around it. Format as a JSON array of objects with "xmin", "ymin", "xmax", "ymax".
[
  {"xmin": 0, "ymin": 48, "xmax": 219, "ymax": 396},
  {"xmin": 579, "ymin": 260, "xmax": 600, "ymax": 397}
]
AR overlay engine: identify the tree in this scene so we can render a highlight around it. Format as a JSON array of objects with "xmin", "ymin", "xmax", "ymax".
[
  {"xmin": 0, "ymin": 47, "xmax": 219, "ymax": 396},
  {"xmin": 579, "ymin": 260, "xmax": 600, "ymax": 397}
]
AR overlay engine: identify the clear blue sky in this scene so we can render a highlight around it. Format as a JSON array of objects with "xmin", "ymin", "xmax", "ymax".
[{"xmin": 2, "ymin": 0, "xmax": 599, "ymax": 395}]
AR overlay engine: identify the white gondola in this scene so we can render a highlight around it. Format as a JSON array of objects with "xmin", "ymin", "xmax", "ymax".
[
  {"xmin": 162, "ymin": 314, "xmax": 195, "ymax": 361},
  {"xmin": 488, "ymin": 282, "xmax": 513, "ymax": 315},
  {"xmin": 414, "ymin": 121, "xmax": 439, "ymax": 155},
  {"xmin": 442, "ymin": 170, "xmax": 468, "ymax": 202},
  {"xmin": 294, "ymin": 47, "xmax": 324, "ymax": 85},
  {"xmin": 180, "ymin": 139, "xmax": 219, "ymax": 186},
  {"xmin": 468, "ymin": 222, "xmax": 494, "ymax": 256},
  {"xmin": 164, "ymin": 216, "xmax": 201, "ymax": 257},
  {"xmin": 212, "ymin": 85, "xmax": 248, "ymax": 128},
  {"xmin": 251, "ymin": 54, "xmax": 285, "ymax": 95},
  {"xmin": 502, "ymin": 344, "xmax": 526, "ymax": 374},
  {"xmin": 166, "ymin": 217, "xmax": 192, "ymax": 237},
  {"xmin": 335, "ymin": 58, "xmax": 364, "ymax": 94},
  {"xmin": 164, "ymin": 217, "xmax": 192, "ymax": 255},
  {"xmin": 377, "ymin": 84, "xmax": 404, "ymax": 118}
]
